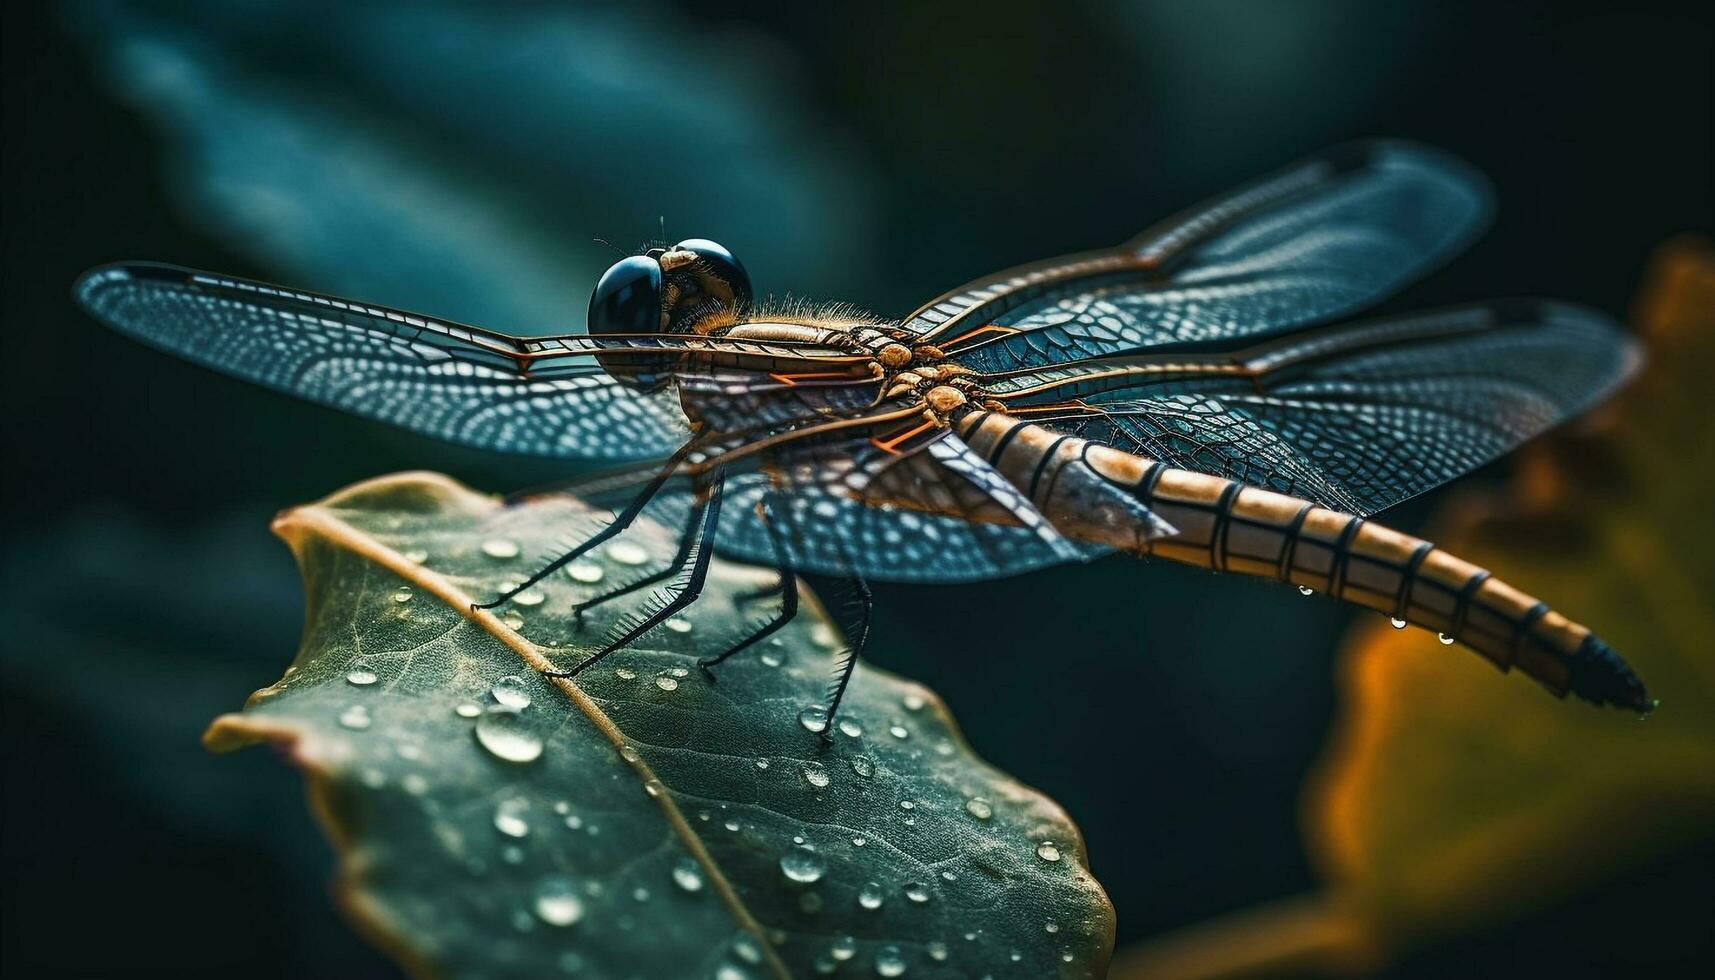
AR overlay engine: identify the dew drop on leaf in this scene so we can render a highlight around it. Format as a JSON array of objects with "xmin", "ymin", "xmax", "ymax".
[
  {"xmin": 338, "ymin": 704, "xmax": 371, "ymax": 730},
  {"xmin": 455, "ymin": 702, "xmax": 482, "ymax": 718},
  {"xmin": 779, "ymin": 849, "xmax": 826, "ymax": 883},
  {"xmin": 927, "ymin": 941, "xmax": 948, "ymax": 961},
  {"xmin": 798, "ymin": 705, "xmax": 830, "ymax": 734},
  {"xmin": 838, "ymin": 718, "xmax": 863, "ymax": 738},
  {"xmin": 830, "ymin": 936, "xmax": 856, "ymax": 961},
  {"xmin": 672, "ymin": 857, "xmax": 705, "ymax": 892},
  {"xmin": 1299, "ymin": 585, "xmax": 1315, "ymax": 595},
  {"xmin": 654, "ymin": 675, "xmax": 679, "ymax": 692},
  {"xmin": 346, "ymin": 658, "xmax": 378, "ymax": 686},
  {"xmin": 481, "ymin": 538, "xmax": 520, "ymax": 560},
  {"xmin": 849, "ymin": 757, "xmax": 875, "ymax": 779},
  {"xmin": 1439, "ymin": 632, "xmax": 1456, "ymax": 644},
  {"xmin": 475, "ymin": 708, "xmax": 543, "ymax": 763},
  {"xmin": 964, "ymin": 797, "xmax": 994, "ymax": 820},
  {"xmin": 904, "ymin": 882, "xmax": 930, "ymax": 903},
  {"xmin": 1390, "ymin": 617, "xmax": 1407, "ymax": 629},
  {"xmin": 1035, "ymin": 841, "xmax": 1063, "ymax": 862},
  {"xmin": 493, "ymin": 798, "xmax": 529, "ymax": 837},
  {"xmin": 567, "ymin": 562, "xmax": 604, "ymax": 583},
  {"xmin": 874, "ymin": 944, "xmax": 907, "ymax": 976},
  {"xmin": 605, "ymin": 541, "xmax": 649, "ymax": 566},
  {"xmin": 665, "ymin": 617, "xmax": 692, "ymax": 634},
  {"xmin": 533, "ymin": 877, "xmax": 584, "ymax": 926},
  {"xmin": 803, "ymin": 766, "xmax": 830, "ymax": 788},
  {"xmin": 390, "ymin": 586, "xmax": 413, "ymax": 604},
  {"xmin": 513, "ymin": 589, "xmax": 545, "ymax": 607},
  {"xmin": 858, "ymin": 882, "xmax": 884, "ymax": 909},
  {"xmin": 491, "ymin": 675, "xmax": 531, "ymax": 709}
]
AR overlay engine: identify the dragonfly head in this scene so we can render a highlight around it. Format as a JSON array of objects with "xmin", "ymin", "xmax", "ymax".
[{"xmin": 587, "ymin": 238, "xmax": 754, "ymax": 388}]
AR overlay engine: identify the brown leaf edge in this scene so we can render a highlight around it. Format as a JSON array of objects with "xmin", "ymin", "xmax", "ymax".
[{"xmin": 201, "ymin": 470, "xmax": 1115, "ymax": 980}]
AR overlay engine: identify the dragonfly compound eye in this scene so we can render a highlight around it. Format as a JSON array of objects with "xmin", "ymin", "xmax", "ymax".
[
  {"xmin": 588, "ymin": 255, "xmax": 671, "ymax": 388},
  {"xmin": 670, "ymin": 238, "xmax": 753, "ymax": 311}
]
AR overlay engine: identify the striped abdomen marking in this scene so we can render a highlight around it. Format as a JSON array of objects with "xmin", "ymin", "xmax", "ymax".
[{"xmin": 955, "ymin": 410, "xmax": 1647, "ymax": 711}]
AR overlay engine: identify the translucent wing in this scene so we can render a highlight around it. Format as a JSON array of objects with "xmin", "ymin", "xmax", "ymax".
[
  {"xmin": 716, "ymin": 435, "xmax": 1107, "ymax": 583},
  {"xmin": 907, "ymin": 142, "xmax": 1491, "ymax": 372},
  {"xmin": 1001, "ymin": 301, "xmax": 1639, "ymax": 515},
  {"xmin": 76, "ymin": 262, "xmax": 691, "ymax": 459}
]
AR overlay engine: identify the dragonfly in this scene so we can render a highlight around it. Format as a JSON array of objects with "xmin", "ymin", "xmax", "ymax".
[{"xmin": 76, "ymin": 140, "xmax": 1652, "ymax": 733}]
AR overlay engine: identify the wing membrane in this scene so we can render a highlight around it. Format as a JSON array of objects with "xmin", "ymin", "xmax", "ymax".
[
  {"xmin": 1005, "ymin": 301, "xmax": 1638, "ymax": 514},
  {"xmin": 716, "ymin": 435, "xmax": 1106, "ymax": 582},
  {"xmin": 77, "ymin": 262, "xmax": 694, "ymax": 459},
  {"xmin": 909, "ymin": 142, "xmax": 1491, "ymax": 372}
]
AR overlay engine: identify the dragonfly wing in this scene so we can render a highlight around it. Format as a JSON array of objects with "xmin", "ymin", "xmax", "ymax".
[
  {"xmin": 717, "ymin": 435, "xmax": 1107, "ymax": 583},
  {"xmin": 907, "ymin": 142, "xmax": 1490, "ymax": 372},
  {"xmin": 76, "ymin": 262, "xmax": 691, "ymax": 459},
  {"xmin": 1019, "ymin": 301, "xmax": 1639, "ymax": 515}
]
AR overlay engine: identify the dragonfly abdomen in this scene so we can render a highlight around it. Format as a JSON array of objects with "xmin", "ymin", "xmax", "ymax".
[{"xmin": 956, "ymin": 410, "xmax": 1648, "ymax": 712}]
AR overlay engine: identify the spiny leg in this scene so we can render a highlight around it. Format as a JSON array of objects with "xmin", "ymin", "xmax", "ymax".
[
  {"xmin": 475, "ymin": 440, "xmax": 696, "ymax": 610},
  {"xmin": 571, "ymin": 487, "xmax": 708, "ymax": 619},
  {"xmin": 820, "ymin": 576, "xmax": 873, "ymax": 741},
  {"xmin": 544, "ymin": 470, "xmax": 725, "ymax": 680},
  {"xmin": 698, "ymin": 497, "xmax": 799, "ymax": 680}
]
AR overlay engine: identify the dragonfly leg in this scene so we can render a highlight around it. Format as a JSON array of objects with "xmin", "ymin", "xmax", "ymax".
[
  {"xmin": 697, "ymin": 569, "xmax": 798, "ymax": 680},
  {"xmin": 820, "ymin": 576, "xmax": 873, "ymax": 741},
  {"xmin": 699, "ymin": 495, "xmax": 798, "ymax": 680},
  {"xmin": 544, "ymin": 471, "xmax": 725, "ymax": 680},
  {"xmin": 475, "ymin": 440, "xmax": 696, "ymax": 610},
  {"xmin": 570, "ymin": 488, "xmax": 708, "ymax": 619}
]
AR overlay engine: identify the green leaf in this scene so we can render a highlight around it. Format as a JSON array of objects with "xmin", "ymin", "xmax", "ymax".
[{"xmin": 206, "ymin": 472, "xmax": 1113, "ymax": 979}]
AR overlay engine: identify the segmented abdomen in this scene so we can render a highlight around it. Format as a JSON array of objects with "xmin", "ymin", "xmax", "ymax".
[{"xmin": 956, "ymin": 410, "xmax": 1647, "ymax": 711}]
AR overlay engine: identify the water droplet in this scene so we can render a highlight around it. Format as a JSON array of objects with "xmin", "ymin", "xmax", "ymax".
[
  {"xmin": 849, "ymin": 757, "xmax": 875, "ymax": 779},
  {"xmin": 732, "ymin": 932, "xmax": 765, "ymax": 964},
  {"xmin": 1035, "ymin": 841, "xmax": 1063, "ymax": 862},
  {"xmin": 898, "ymin": 800, "xmax": 916, "ymax": 811},
  {"xmin": 672, "ymin": 858, "xmax": 705, "ymax": 892},
  {"xmin": 1045, "ymin": 921, "xmax": 1060, "ymax": 933},
  {"xmin": 494, "ymin": 798, "xmax": 530, "ymax": 837},
  {"xmin": 852, "ymin": 836, "xmax": 867, "ymax": 847},
  {"xmin": 838, "ymin": 718, "xmax": 863, "ymax": 738},
  {"xmin": 1439, "ymin": 632, "xmax": 1456, "ymax": 645},
  {"xmin": 927, "ymin": 941, "xmax": 948, "ymax": 962},
  {"xmin": 475, "ymin": 708, "xmax": 543, "ymax": 763},
  {"xmin": 502, "ymin": 610, "xmax": 526, "ymax": 630},
  {"xmin": 346, "ymin": 658, "xmax": 378, "ymax": 686},
  {"xmin": 965, "ymin": 797, "xmax": 994, "ymax": 820},
  {"xmin": 724, "ymin": 819, "xmax": 741, "ymax": 832},
  {"xmin": 614, "ymin": 667, "xmax": 637, "ymax": 681},
  {"xmin": 904, "ymin": 882, "xmax": 930, "ymax": 903},
  {"xmin": 803, "ymin": 766, "xmax": 830, "ymax": 788},
  {"xmin": 643, "ymin": 778, "xmax": 664, "ymax": 798},
  {"xmin": 514, "ymin": 589, "xmax": 546, "ymax": 607},
  {"xmin": 402, "ymin": 549, "xmax": 429, "ymax": 564},
  {"xmin": 606, "ymin": 541, "xmax": 649, "ymax": 566},
  {"xmin": 654, "ymin": 675, "xmax": 679, "ymax": 692},
  {"xmin": 632, "ymin": 886, "xmax": 651, "ymax": 902},
  {"xmin": 455, "ymin": 702, "xmax": 482, "ymax": 718},
  {"xmin": 482, "ymin": 538, "xmax": 520, "ymax": 560},
  {"xmin": 755, "ymin": 758, "xmax": 770, "ymax": 770},
  {"xmin": 1390, "ymin": 616, "xmax": 1407, "ymax": 629},
  {"xmin": 760, "ymin": 651, "xmax": 785, "ymax": 668},
  {"xmin": 858, "ymin": 882, "xmax": 884, "ymax": 909},
  {"xmin": 565, "ymin": 814, "xmax": 584, "ymax": 830},
  {"xmin": 902, "ymin": 692, "xmax": 926, "ymax": 711},
  {"xmin": 830, "ymin": 935, "xmax": 857, "ymax": 961},
  {"xmin": 338, "ymin": 705, "xmax": 371, "ymax": 730},
  {"xmin": 401, "ymin": 774, "xmax": 428, "ymax": 795},
  {"xmin": 779, "ymin": 850, "xmax": 826, "ymax": 883},
  {"xmin": 390, "ymin": 586, "xmax": 414, "ymax": 604},
  {"xmin": 534, "ymin": 877, "xmax": 585, "ymax": 926},
  {"xmin": 1298, "ymin": 585, "xmax": 1315, "ymax": 596},
  {"xmin": 665, "ymin": 617, "xmax": 692, "ymax": 634},
  {"xmin": 810, "ymin": 622, "xmax": 841, "ymax": 648},
  {"xmin": 798, "ymin": 705, "xmax": 830, "ymax": 734},
  {"xmin": 874, "ymin": 944, "xmax": 907, "ymax": 976},
  {"xmin": 620, "ymin": 744, "xmax": 641, "ymax": 762},
  {"xmin": 567, "ymin": 563, "xmax": 604, "ymax": 583},
  {"xmin": 492, "ymin": 675, "xmax": 531, "ymax": 709}
]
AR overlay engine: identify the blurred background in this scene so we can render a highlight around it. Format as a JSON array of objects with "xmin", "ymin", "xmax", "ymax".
[{"xmin": 3, "ymin": 1, "xmax": 1711, "ymax": 976}]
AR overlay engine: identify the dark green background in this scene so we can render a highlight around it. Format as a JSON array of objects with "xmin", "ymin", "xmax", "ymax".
[{"xmin": 3, "ymin": 1, "xmax": 1710, "ymax": 976}]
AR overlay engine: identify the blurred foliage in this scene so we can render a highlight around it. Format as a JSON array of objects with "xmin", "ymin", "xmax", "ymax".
[
  {"xmin": 207, "ymin": 473, "xmax": 1113, "ymax": 979},
  {"xmin": 1112, "ymin": 240, "xmax": 1715, "ymax": 978}
]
